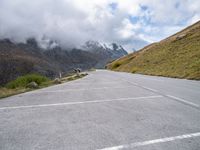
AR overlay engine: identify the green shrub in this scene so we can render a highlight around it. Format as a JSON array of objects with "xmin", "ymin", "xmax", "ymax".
[{"xmin": 6, "ymin": 74, "xmax": 49, "ymax": 89}]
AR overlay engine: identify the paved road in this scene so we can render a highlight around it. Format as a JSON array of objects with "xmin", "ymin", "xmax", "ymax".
[{"xmin": 0, "ymin": 70, "xmax": 200, "ymax": 150}]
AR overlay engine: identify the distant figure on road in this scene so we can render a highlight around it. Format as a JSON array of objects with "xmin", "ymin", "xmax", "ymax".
[
  {"xmin": 77, "ymin": 68, "xmax": 81, "ymax": 73},
  {"xmin": 74, "ymin": 68, "xmax": 81, "ymax": 76}
]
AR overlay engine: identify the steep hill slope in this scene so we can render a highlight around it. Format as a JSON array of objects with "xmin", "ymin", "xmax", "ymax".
[
  {"xmin": 0, "ymin": 39, "xmax": 56, "ymax": 85},
  {"xmin": 107, "ymin": 21, "xmax": 200, "ymax": 80}
]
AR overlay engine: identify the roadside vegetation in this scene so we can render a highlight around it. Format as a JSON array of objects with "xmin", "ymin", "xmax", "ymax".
[
  {"xmin": 6, "ymin": 74, "xmax": 49, "ymax": 89},
  {"xmin": 107, "ymin": 21, "xmax": 200, "ymax": 80},
  {"xmin": 0, "ymin": 73, "xmax": 88, "ymax": 99}
]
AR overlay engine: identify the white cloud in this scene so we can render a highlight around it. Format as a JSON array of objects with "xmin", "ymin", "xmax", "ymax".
[
  {"xmin": 117, "ymin": 19, "xmax": 136, "ymax": 38},
  {"xmin": 0, "ymin": 0, "xmax": 199, "ymax": 51}
]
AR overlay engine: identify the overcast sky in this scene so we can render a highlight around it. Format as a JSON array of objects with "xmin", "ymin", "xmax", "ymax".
[{"xmin": 0, "ymin": 0, "xmax": 200, "ymax": 51}]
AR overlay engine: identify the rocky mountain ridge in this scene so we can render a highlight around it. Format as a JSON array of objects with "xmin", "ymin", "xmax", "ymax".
[{"xmin": 0, "ymin": 38, "xmax": 127, "ymax": 85}]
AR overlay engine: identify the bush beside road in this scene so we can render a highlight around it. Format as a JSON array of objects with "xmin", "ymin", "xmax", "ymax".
[{"xmin": 0, "ymin": 73, "xmax": 88, "ymax": 99}]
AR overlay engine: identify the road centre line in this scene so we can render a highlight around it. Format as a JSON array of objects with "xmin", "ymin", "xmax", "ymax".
[
  {"xmin": 120, "ymin": 78, "xmax": 158, "ymax": 93},
  {"xmin": 69, "ymin": 81, "xmax": 124, "ymax": 85},
  {"xmin": 0, "ymin": 95, "xmax": 162, "ymax": 110},
  {"xmin": 166, "ymin": 95, "xmax": 199, "ymax": 108},
  {"xmin": 141, "ymin": 86, "xmax": 158, "ymax": 92},
  {"xmin": 120, "ymin": 78, "xmax": 200, "ymax": 110},
  {"xmin": 98, "ymin": 132, "xmax": 200, "ymax": 150}
]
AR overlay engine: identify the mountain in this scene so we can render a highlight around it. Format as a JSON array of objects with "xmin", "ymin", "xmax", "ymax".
[
  {"xmin": 0, "ymin": 39, "xmax": 127, "ymax": 85},
  {"xmin": 82, "ymin": 41, "xmax": 127, "ymax": 68},
  {"xmin": 0, "ymin": 39, "xmax": 55, "ymax": 85},
  {"xmin": 107, "ymin": 21, "xmax": 200, "ymax": 80},
  {"xmin": 43, "ymin": 47, "xmax": 98, "ymax": 71}
]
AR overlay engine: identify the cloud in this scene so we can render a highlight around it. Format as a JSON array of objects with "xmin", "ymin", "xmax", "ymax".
[{"xmin": 0, "ymin": 0, "xmax": 199, "ymax": 51}]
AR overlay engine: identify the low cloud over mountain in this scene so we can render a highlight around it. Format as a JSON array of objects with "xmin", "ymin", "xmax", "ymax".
[
  {"xmin": 0, "ymin": 38, "xmax": 127, "ymax": 84},
  {"xmin": 1, "ymin": 0, "xmax": 200, "ymax": 51}
]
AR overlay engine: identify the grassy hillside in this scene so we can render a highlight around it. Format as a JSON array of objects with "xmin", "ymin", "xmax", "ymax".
[{"xmin": 107, "ymin": 21, "xmax": 200, "ymax": 80}]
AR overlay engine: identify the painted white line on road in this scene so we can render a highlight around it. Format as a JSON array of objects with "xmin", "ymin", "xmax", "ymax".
[
  {"xmin": 120, "ymin": 79, "xmax": 139, "ymax": 86},
  {"xmin": 166, "ymin": 95, "xmax": 199, "ymax": 108},
  {"xmin": 0, "ymin": 95, "xmax": 162, "ymax": 110},
  {"xmin": 141, "ymin": 86, "xmax": 158, "ymax": 92},
  {"xmin": 121, "ymin": 78, "xmax": 158, "ymax": 93},
  {"xmin": 120, "ymin": 78, "xmax": 199, "ymax": 110},
  {"xmin": 98, "ymin": 132, "xmax": 200, "ymax": 150},
  {"xmin": 69, "ymin": 81, "xmax": 125, "ymax": 85},
  {"xmin": 30, "ymin": 86, "xmax": 133, "ymax": 94}
]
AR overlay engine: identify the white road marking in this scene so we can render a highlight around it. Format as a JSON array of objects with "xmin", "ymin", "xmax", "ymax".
[
  {"xmin": 0, "ymin": 95, "xmax": 162, "ymax": 110},
  {"xmin": 28, "ymin": 86, "xmax": 133, "ymax": 94},
  {"xmin": 141, "ymin": 86, "xmax": 158, "ymax": 92},
  {"xmin": 70, "ymin": 81, "xmax": 124, "ymax": 85},
  {"xmin": 119, "ymin": 78, "xmax": 139, "ymax": 86},
  {"xmin": 133, "ymin": 83, "xmax": 138, "ymax": 85},
  {"xmin": 166, "ymin": 95, "xmax": 199, "ymax": 108},
  {"xmin": 120, "ymin": 78, "xmax": 158, "ymax": 93},
  {"xmin": 120, "ymin": 78, "xmax": 199, "ymax": 109},
  {"xmin": 98, "ymin": 132, "xmax": 200, "ymax": 150}
]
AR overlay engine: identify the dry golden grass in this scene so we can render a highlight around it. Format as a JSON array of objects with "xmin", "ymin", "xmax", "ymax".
[
  {"xmin": 107, "ymin": 21, "xmax": 200, "ymax": 80},
  {"xmin": 0, "ymin": 88, "xmax": 28, "ymax": 99}
]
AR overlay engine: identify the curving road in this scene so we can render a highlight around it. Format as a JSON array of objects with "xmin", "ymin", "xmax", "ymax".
[{"xmin": 0, "ymin": 70, "xmax": 200, "ymax": 150}]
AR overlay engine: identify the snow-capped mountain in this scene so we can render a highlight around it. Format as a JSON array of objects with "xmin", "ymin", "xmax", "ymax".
[
  {"xmin": 81, "ymin": 41, "xmax": 128, "ymax": 68},
  {"xmin": 82, "ymin": 41, "xmax": 127, "ymax": 57}
]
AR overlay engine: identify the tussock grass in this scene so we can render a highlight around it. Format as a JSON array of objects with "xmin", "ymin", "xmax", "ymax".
[
  {"xmin": 112, "ymin": 62, "xmax": 122, "ymax": 69},
  {"xmin": 0, "ymin": 88, "xmax": 28, "ymax": 99}
]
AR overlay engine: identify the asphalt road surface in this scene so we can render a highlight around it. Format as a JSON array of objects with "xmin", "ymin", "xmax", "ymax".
[{"xmin": 0, "ymin": 70, "xmax": 200, "ymax": 150}]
